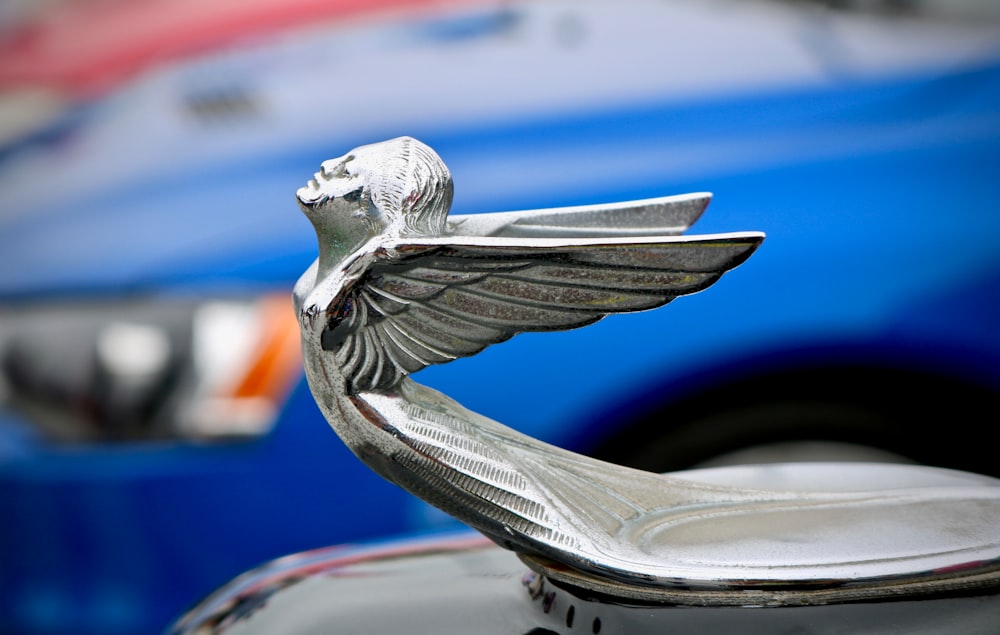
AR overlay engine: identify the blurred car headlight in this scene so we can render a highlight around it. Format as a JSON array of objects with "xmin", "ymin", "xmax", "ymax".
[{"xmin": 0, "ymin": 293, "xmax": 300, "ymax": 443}]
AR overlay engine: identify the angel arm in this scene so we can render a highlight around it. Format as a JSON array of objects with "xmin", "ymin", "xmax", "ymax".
[
  {"xmin": 324, "ymin": 231, "xmax": 763, "ymax": 393},
  {"xmin": 293, "ymin": 248, "xmax": 377, "ymax": 346}
]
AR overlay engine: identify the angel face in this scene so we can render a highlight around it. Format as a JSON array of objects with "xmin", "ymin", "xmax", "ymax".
[
  {"xmin": 296, "ymin": 149, "xmax": 388, "ymax": 257},
  {"xmin": 297, "ymin": 152, "xmax": 377, "ymax": 221},
  {"xmin": 297, "ymin": 137, "xmax": 454, "ymax": 268}
]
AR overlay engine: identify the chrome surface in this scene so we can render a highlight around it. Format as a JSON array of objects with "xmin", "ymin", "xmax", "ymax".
[
  {"xmin": 293, "ymin": 136, "xmax": 1000, "ymax": 602},
  {"xmin": 166, "ymin": 532, "xmax": 1000, "ymax": 635}
]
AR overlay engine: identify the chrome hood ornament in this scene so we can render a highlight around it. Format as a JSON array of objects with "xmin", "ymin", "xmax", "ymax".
[{"xmin": 294, "ymin": 136, "xmax": 1000, "ymax": 603}]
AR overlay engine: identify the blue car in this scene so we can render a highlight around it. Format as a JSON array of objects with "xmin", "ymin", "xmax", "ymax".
[{"xmin": 2, "ymin": 1, "xmax": 1000, "ymax": 633}]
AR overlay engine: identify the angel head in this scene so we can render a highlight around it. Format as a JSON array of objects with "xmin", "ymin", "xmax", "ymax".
[{"xmin": 296, "ymin": 136, "xmax": 454, "ymax": 253}]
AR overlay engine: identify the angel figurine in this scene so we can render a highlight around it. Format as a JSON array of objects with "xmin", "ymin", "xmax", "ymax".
[{"xmin": 293, "ymin": 136, "xmax": 1000, "ymax": 602}]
